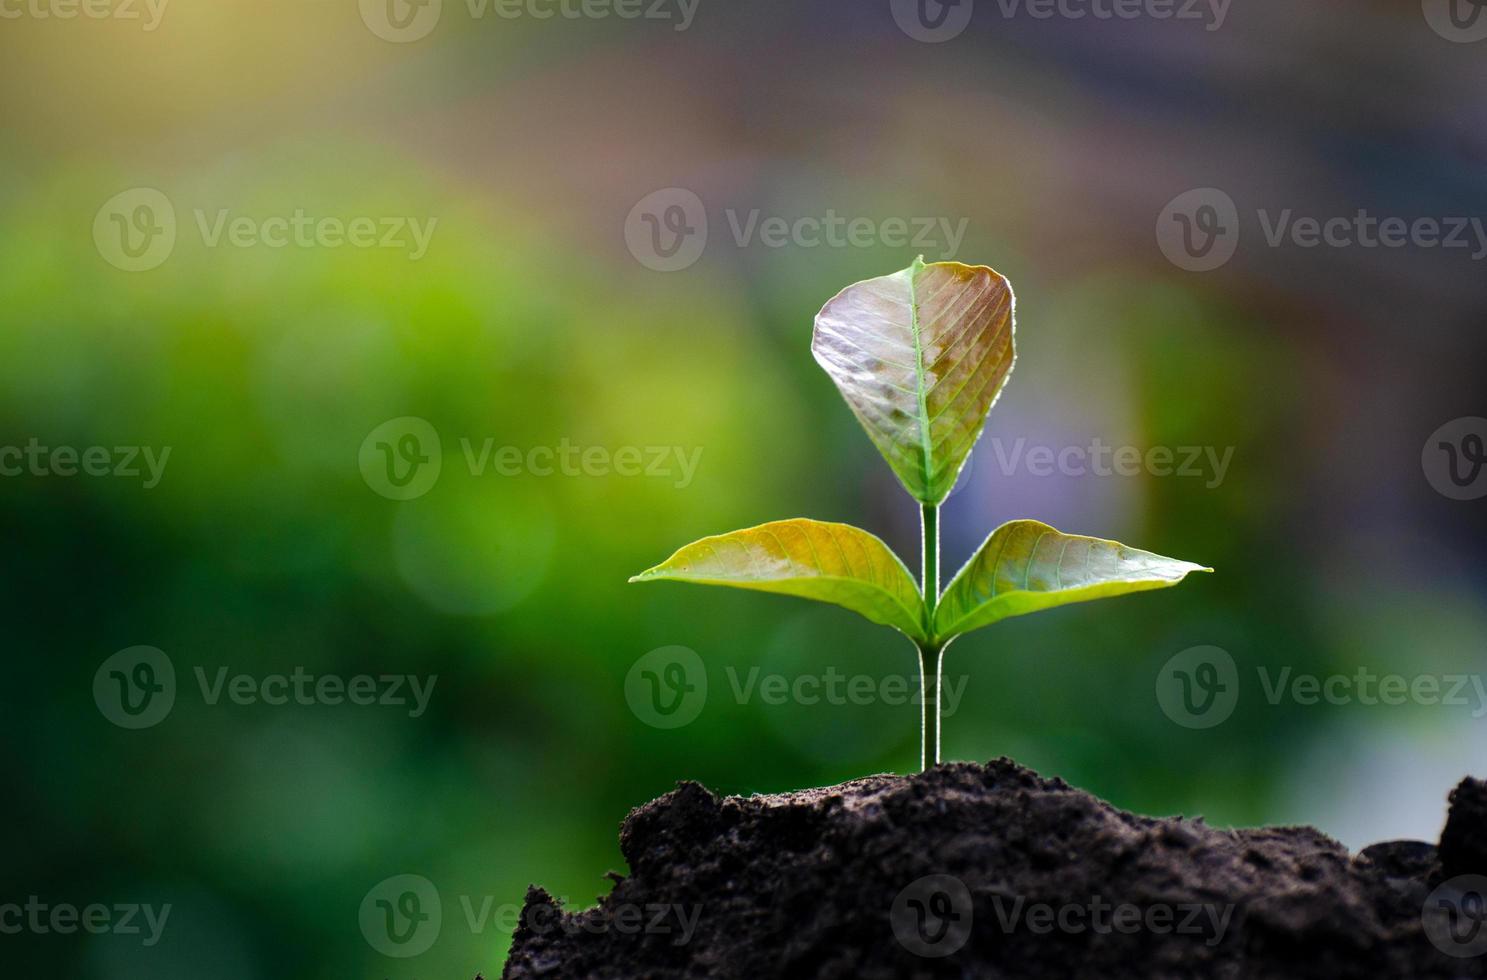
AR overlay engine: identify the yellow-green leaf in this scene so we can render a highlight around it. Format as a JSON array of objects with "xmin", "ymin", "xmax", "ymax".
[
  {"xmin": 629, "ymin": 519, "xmax": 928, "ymax": 643},
  {"xmin": 934, "ymin": 520, "xmax": 1210, "ymax": 641},
  {"xmin": 812, "ymin": 256, "xmax": 1015, "ymax": 505}
]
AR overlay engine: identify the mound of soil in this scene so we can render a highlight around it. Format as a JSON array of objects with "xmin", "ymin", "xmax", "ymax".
[{"xmin": 495, "ymin": 760, "xmax": 1487, "ymax": 978}]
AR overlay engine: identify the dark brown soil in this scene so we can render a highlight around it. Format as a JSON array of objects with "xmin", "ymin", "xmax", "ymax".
[{"xmin": 495, "ymin": 760, "xmax": 1487, "ymax": 979}]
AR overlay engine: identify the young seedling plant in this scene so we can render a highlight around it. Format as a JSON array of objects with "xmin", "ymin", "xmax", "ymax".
[{"xmin": 631, "ymin": 257, "xmax": 1211, "ymax": 771}]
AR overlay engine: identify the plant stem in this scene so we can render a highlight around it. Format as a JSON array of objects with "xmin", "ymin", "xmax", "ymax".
[
  {"xmin": 919, "ymin": 502, "xmax": 941, "ymax": 771},
  {"xmin": 918, "ymin": 643, "xmax": 943, "ymax": 771},
  {"xmin": 921, "ymin": 502, "xmax": 939, "ymax": 614}
]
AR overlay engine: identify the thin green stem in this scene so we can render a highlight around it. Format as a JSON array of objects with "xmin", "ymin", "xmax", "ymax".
[
  {"xmin": 921, "ymin": 502, "xmax": 939, "ymax": 616},
  {"xmin": 918, "ymin": 643, "xmax": 943, "ymax": 771},
  {"xmin": 918, "ymin": 502, "xmax": 941, "ymax": 771}
]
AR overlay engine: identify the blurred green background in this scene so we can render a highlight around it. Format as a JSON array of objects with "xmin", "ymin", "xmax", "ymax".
[{"xmin": 3, "ymin": 0, "xmax": 1486, "ymax": 976}]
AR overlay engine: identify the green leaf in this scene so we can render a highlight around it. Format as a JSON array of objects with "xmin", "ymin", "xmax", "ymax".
[
  {"xmin": 629, "ymin": 519, "xmax": 928, "ymax": 643},
  {"xmin": 812, "ymin": 256, "xmax": 1015, "ymax": 505},
  {"xmin": 934, "ymin": 520, "xmax": 1210, "ymax": 641}
]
